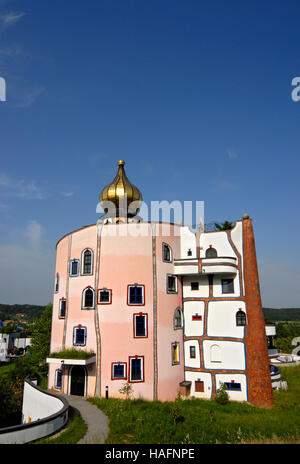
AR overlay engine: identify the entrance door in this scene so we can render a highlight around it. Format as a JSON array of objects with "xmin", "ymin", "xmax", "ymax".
[{"xmin": 70, "ymin": 366, "xmax": 86, "ymax": 396}]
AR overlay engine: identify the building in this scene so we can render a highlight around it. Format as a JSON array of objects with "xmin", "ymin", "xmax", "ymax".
[
  {"xmin": 47, "ymin": 160, "xmax": 273, "ymax": 407},
  {"xmin": 0, "ymin": 332, "xmax": 31, "ymax": 361}
]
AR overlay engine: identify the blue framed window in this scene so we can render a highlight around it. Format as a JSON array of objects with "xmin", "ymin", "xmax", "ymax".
[
  {"xmin": 73, "ymin": 326, "xmax": 87, "ymax": 346},
  {"xmin": 128, "ymin": 285, "xmax": 144, "ymax": 305},
  {"xmin": 224, "ymin": 382, "xmax": 241, "ymax": 391},
  {"xmin": 70, "ymin": 259, "xmax": 79, "ymax": 277},
  {"xmin": 221, "ymin": 278, "xmax": 234, "ymax": 294},
  {"xmin": 112, "ymin": 362, "xmax": 126, "ymax": 379},
  {"xmin": 55, "ymin": 369, "xmax": 62, "ymax": 389}
]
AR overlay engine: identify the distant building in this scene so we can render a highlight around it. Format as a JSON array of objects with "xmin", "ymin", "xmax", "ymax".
[
  {"xmin": 0, "ymin": 333, "xmax": 31, "ymax": 361},
  {"xmin": 47, "ymin": 160, "xmax": 273, "ymax": 407}
]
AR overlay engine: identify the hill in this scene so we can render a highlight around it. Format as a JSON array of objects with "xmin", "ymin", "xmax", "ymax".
[
  {"xmin": 263, "ymin": 307, "xmax": 300, "ymax": 322},
  {"xmin": 0, "ymin": 304, "xmax": 47, "ymax": 324}
]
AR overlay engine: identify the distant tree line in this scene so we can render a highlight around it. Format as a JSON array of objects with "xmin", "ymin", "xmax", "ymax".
[
  {"xmin": 263, "ymin": 307, "xmax": 300, "ymax": 322},
  {"xmin": 0, "ymin": 303, "xmax": 46, "ymax": 325}
]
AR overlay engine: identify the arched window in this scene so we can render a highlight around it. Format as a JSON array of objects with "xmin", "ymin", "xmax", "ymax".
[
  {"xmin": 210, "ymin": 344, "xmax": 221, "ymax": 363},
  {"xmin": 205, "ymin": 247, "xmax": 218, "ymax": 258},
  {"xmin": 81, "ymin": 249, "xmax": 93, "ymax": 275},
  {"xmin": 236, "ymin": 310, "xmax": 247, "ymax": 326},
  {"xmin": 82, "ymin": 287, "xmax": 95, "ymax": 309},
  {"xmin": 162, "ymin": 243, "xmax": 172, "ymax": 262},
  {"xmin": 174, "ymin": 308, "xmax": 183, "ymax": 329}
]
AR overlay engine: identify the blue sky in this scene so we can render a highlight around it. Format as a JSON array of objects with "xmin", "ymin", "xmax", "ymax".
[{"xmin": 0, "ymin": 0, "xmax": 299, "ymax": 307}]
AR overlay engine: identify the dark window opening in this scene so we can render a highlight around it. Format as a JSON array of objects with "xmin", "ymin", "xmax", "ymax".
[
  {"xmin": 162, "ymin": 244, "xmax": 172, "ymax": 262},
  {"xmin": 135, "ymin": 315, "xmax": 146, "ymax": 337},
  {"xmin": 129, "ymin": 286, "xmax": 144, "ymax": 305},
  {"xmin": 98, "ymin": 289, "xmax": 111, "ymax": 303},
  {"xmin": 83, "ymin": 250, "xmax": 92, "ymax": 274},
  {"xmin": 130, "ymin": 358, "xmax": 142, "ymax": 381},
  {"xmin": 191, "ymin": 282, "xmax": 199, "ymax": 291},
  {"xmin": 205, "ymin": 247, "xmax": 218, "ymax": 258},
  {"xmin": 221, "ymin": 278, "xmax": 234, "ymax": 294},
  {"xmin": 224, "ymin": 382, "xmax": 241, "ymax": 391},
  {"xmin": 236, "ymin": 310, "xmax": 247, "ymax": 326},
  {"xmin": 113, "ymin": 364, "xmax": 125, "ymax": 378},
  {"xmin": 190, "ymin": 346, "xmax": 196, "ymax": 359},
  {"xmin": 84, "ymin": 289, "xmax": 94, "ymax": 308},
  {"xmin": 167, "ymin": 275, "xmax": 177, "ymax": 293}
]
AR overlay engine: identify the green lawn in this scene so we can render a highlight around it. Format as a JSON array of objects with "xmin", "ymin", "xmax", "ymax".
[{"xmin": 88, "ymin": 365, "xmax": 300, "ymax": 444}]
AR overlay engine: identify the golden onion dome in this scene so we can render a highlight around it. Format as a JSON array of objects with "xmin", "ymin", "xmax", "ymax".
[{"xmin": 99, "ymin": 160, "xmax": 143, "ymax": 215}]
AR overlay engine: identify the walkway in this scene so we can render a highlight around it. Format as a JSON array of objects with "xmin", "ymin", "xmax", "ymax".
[{"xmin": 65, "ymin": 395, "xmax": 109, "ymax": 444}]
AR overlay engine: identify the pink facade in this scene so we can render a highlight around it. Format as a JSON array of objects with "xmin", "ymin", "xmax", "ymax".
[{"xmin": 48, "ymin": 222, "xmax": 184, "ymax": 401}]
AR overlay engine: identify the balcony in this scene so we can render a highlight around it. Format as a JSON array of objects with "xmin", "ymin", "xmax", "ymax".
[{"xmin": 173, "ymin": 256, "xmax": 238, "ymax": 276}]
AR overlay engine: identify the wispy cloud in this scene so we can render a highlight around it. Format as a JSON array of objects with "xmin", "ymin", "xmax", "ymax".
[
  {"xmin": 13, "ymin": 86, "xmax": 45, "ymax": 108},
  {"xmin": 0, "ymin": 172, "xmax": 46, "ymax": 199},
  {"xmin": 0, "ymin": 44, "xmax": 22, "ymax": 56},
  {"xmin": 0, "ymin": 11, "xmax": 25, "ymax": 28},
  {"xmin": 25, "ymin": 220, "xmax": 43, "ymax": 250},
  {"xmin": 60, "ymin": 191, "xmax": 74, "ymax": 198},
  {"xmin": 226, "ymin": 148, "xmax": 239, "ymax": 159},
  {"xmin": 217, "ymin": 180, "xmax": 239, "ymax": 192}
]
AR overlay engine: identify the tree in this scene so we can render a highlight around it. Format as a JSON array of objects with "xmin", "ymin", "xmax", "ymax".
[
  {"xmin": 214, "ymin": 221, "xmax": 234, "ymax": 231},
  {"xmin": 28, "ymin": 303, "xmax": 52, "ymax": 374}
]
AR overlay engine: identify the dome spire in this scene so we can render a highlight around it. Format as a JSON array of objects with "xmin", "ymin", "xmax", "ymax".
[{"xmin": 99, "ymin": 160, "xmax": 143, "ymax": 223}]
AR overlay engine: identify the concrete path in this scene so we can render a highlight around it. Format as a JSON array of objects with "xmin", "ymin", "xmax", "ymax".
[{"xmin": 65, "ymin": 395, "xmax": 109, "ymax": 444}]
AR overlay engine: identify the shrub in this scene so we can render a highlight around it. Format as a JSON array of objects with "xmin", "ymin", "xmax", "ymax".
[{"xmin": 215, "ymin": 382, "xmax": 229, "ymax": 405}]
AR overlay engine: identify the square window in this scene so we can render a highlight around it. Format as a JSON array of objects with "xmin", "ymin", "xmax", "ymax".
[
  {"xmin": 98, "ymin": 289, "xmax": 112, "ymax": 304},
  {"xmin": 195, "ymin": 380, "xmax": 204, "ymax": 392},
  {"xmin": 112, "ymin": 362, "xmax": 126, "ymax": 380},
  {"xmin": 221, "ymin": 278, "xmax": 234, "ymax": 294},
  {"xmin": 191, "ymin": 282, "xmax": 199, "ymax": 291},
  {"xmin": 129, "ymin": 356, "xmax": 144, "ymax": 382},
  {"xmin": 128, "ymin": 285, "xmax": 144, "ymax": 305},
  {"xmin": 134, "ymin": 314, "xmax": 147, "ymax": 338},
  {"xmin": 167, "ymin": 275, "xmax": 178, "ymax": 293}
]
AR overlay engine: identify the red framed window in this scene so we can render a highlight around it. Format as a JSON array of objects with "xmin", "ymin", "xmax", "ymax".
[
  {"xmin": 192, "ymin": 314, "xmax": 202, "ymax": 321},
  {"xmin": 195, "ymin": 380, "xmax": 204, "ymax": 392},
  {"xmin": 129, "ymin": 356, "xmax": 144, "ymax": 383},
  {"xmin": 111, "ymin": 362, "xmax": 127, "ymax": 380}
]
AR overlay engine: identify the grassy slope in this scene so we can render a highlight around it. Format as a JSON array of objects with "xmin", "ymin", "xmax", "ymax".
[{"xmin": 88, "ymin": 365, "xmax": 300, "ymax": 444}]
